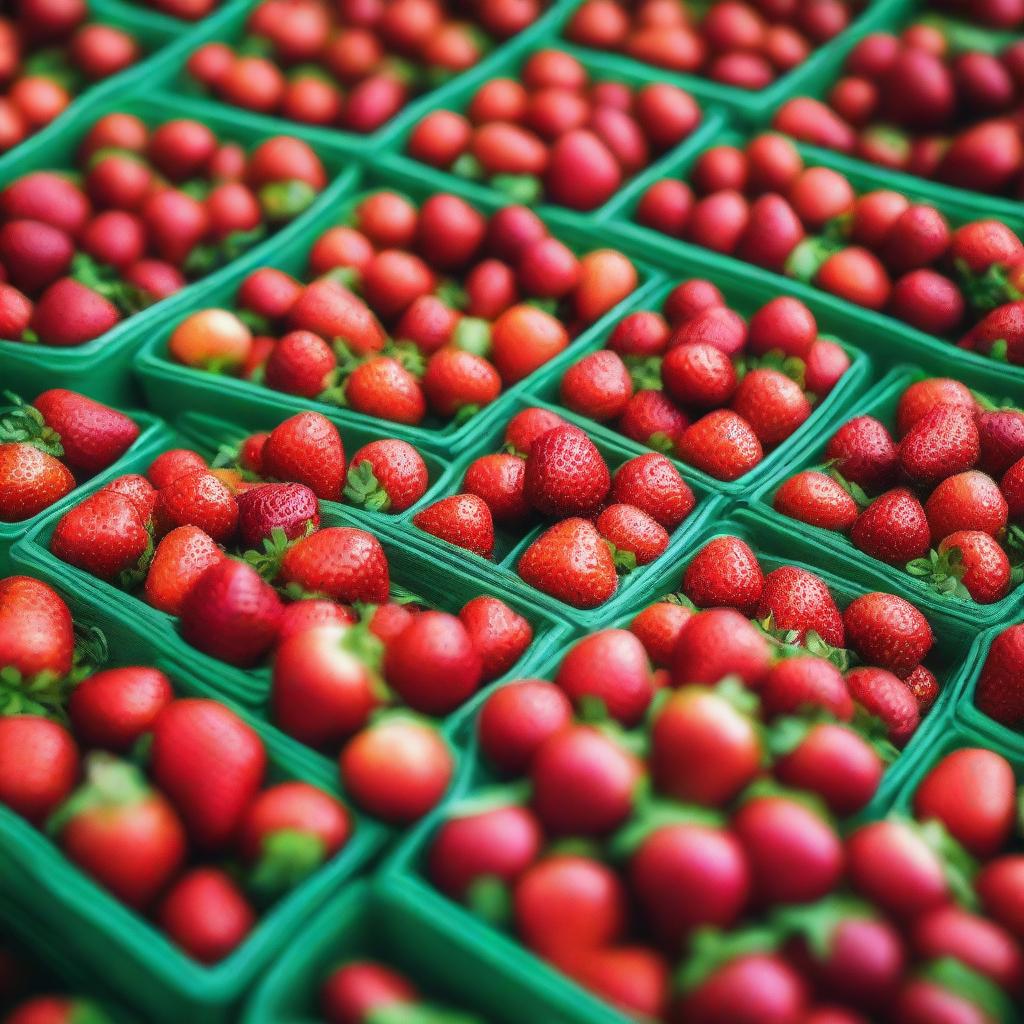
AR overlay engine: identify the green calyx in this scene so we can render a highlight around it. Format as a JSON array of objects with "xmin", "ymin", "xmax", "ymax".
[
  {"xmin": 489, "ymin": 174, "xmax": 542, "ymax": 206},
  {"xmin": 624, "ymin": 354, "xmax": 663, "ymax": 392},
  {"xmin": 956, "ymin": 259, "xmax": 1022, "ymax": 316},
  {"xmin": 242, "ymin": 525, "xmax": 300, "ymax": 583},
  {"xmin": 435, "ymin": 279, "xmax": 468, "ymax": 311},
  {"xmin": 344, "ymin": 461, "xmax": 392, "ymax": 513},
  {"xmin": 47, "ymin": 753, "xmax": 151, "ymax": 837},
  {"xmin": 770, "ymin": 895, "xmax": 877, "ymax": 960},
  {"xmin": 451, "ymin": 153, "xmax": 485, "ymax": 181},
  {"xmin": 825, "ymin": 463, "xmax": 872, "ymax": 509},
  {"xmin": 0, "ymin": 391, "xmax": 63, "ymax": 457},
  {"xmin": 248, "ymin": 827, "xmax": 328, "ymax": 900},
  {"xmin": 604, "ymin": 539, "xmax": 638, "ymax": 576},
  {"xmin": 117, "ymin": 528, "xmax": 155, "ymax": 593},
  {"xmin": 920, "ymin": 958, "xmax": 1014, "ymax": 1022},
  {"xmin": 0, "ymin": 666, "xmax": 73, "ymax": 722},
  {"xmin": 452, "ymin": 317, "xmax": 491, "ymax": 357},
  {"xmin": 259, "ymin": 180, "xmax": 317, "ymax": 222},
  {"xmin": 736, "ymin": 350, "xmax": 807, "ymax": 390},
  {"xmin": 464, "ymin": 875, "xmax": 512, "ymax": 930},
  {"xmin": 784, "ymin": 237, "xmax": 841, "ymax": 284},
  {"xmin": 912, "ymin": 816, "xmax": 979, "ymax": 911},
  {"xmin": 369, "ymin": 1000, "xmax": 486, "ymax": 1024},
  {"xmin": 184, "ymin": 225, "xmax": 268, "ymax": 277},
  {"xmin": 70, "ymin": 253, "xmax": 153, "ymax": 317},
  {"xmin": 675, "ymin": 925, "xmax": 785, "ymax": 993},
  {"xmin": 608, "ymin": 800, "xmax": 725, "ymax": 861},
  {"xmin": 906, "ymin": 547, "xmax": 972, "ymax": 601},
  {"xmin": 382, "ymin": 338, "xmax": 426, "ymax": 377}
]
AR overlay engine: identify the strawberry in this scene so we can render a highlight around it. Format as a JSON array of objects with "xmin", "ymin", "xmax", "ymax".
[
  {"xmin": 630, "ymin": 603, "xmax": 693, "ymax": 668},
  {"xmin": 932, "ymin": 531, "xmax": 1012, "ymax": 604},
  {"xmin": 845, "ymin": 666, "xmax": 919, "ymax": 747},
  {"xmin": 0, "ymin": 443, "xmax": 75, "ymax": 521},
  {"xmin": 144, "ymin": 526, "xmax": 223, "ymax": 617},
  {"xmin": 262, "ymin": 412, "xmax": 346, "ymax": 503},
  {"xmin": 596, "ymin": 503, "xmax": 669, "ymax": 567},
  {"xmin": 413, "ymin": 494, "xmax": 494, "ymax": 558},
  {"xmin": 898, "ymin": 403, "xmax": 979, "ymax": 486},
  {"xmin": 672, "ymin": 608, "xmax": 771, "ymax": 687},
  {"xmin": 236, "ymin": 483, "xmax": 319, "ymax": 548},
  {"xmin": 661, "ymin": 343, "xmax": 737, "ymax": 409},
  {"xmin": 906, "ymin": 664, "xmax": 940, "ymax": 711},
  {"xmin": 773, "ymin": 471, "xmax": 859, "ymax": 531},
  {"xmin": 825, "ymin": 415, "xmax": 898, "ymax": 493},
  {"xmin": 239, "ymin": 433, "xmax": 269, "ymax": 475},
  {"xmin": 51, "ymin": 754, "xmax": 186, "ymax": 909},
  {"xmin": 682, "ymin": 535, "xmax": 765, "ymax": 615},
  {"xmin": 179, "ymin": 560, "xmax": 283, "ymax": 666},
  {"xmin": 29, "ymin": 390, "xmax": 139, "ymax": 476},
  {"xmin": 503, "ymin": 407, "xmax": 564, "ymax": 455},
  {"xmin": 843, "ymin": 592, "xmax": 933, "ymax": 677},
  {"xmin": 523, "ymin": 425, "xmax": 610, "ymax": 518},
  {"xmin": 464, "ymin": 453, "xmax": 530, "ymax": 524},
  {"xmin": 102, "ymin": 473, "xmax": 157, "ymax": 521},
  {"xmin": 756, "ymin": 565, "xmax": 845, "ymax": 646},
  {"xmin": 730, "ymin": 368, "xmax": 811, "ymax": 448},
  {"xmin": 154, "ymin": 470, "xmax": 238, "ymax": 543},
  {"xmin": 320, "ymin": 963, "xmax": 419, "ymax": 1024},
  {"xmin": 518, "ymin": 518, "xmax": 618, "ymax": 608},
  {"xmin": 264, "ymin": 330, "xmax": 336, "ymax": 398},
  {"xmin": 976, "ymin": 623, "xmax": 1024, "ymax": 727},
  {"xmin": 158, "ymin": 868, "xmax": 255, "ymax": 964},
  {"xmin": 276, "ymin": 600, "xmax": 355, "ymax": 644},
  {"xmin": 287, "ymin": 278, "xmax": 386, "ymax": 355},
  {"xmin": 422, "ymin": 348, "xmax": 501, "ymax": 419},
  {"xmin": 560, "ymin": 351, "xmax": 633, "ymax": 422},
  {"xmin": 0, "ymin": 716, "xmax": 78, "ymax": 825},
  {"xmin": 667, "ymin": 308, "xmax": 746, "ymax": 356},
  {"xmin": 147, "ymin": 449, "xmax": 207, "ymax": 489},
  {"xmin": 458, "ymin": 595, "xmax": 532, "ymax": 682},
  {"xmin": 924, "ymin": 471, "xmax": 1007, "ymax": 542},
  {"xmin": 759, "ymin": 656, "xmax": 853, "ymax": 720},
  {"xmin": 555, "ymin": 629, "xmax": 654, "ymax": 726},
  {"xmin": 279, "ymin": 527, "xmax": 389, "ymax": 603},
  {"xmin": 610, "ymin": 453, "xmax": 695, "ymax": 529},
  {"xmin": 677, "ymin": 409, "xmax": 762, "ymax": 481},
  {"xmin": 346, "ymin": 439, "xmax": 428, "ymax": 514},
  {"xmin": 69, "ymin": 667, "xmax": 174, "ymax": 754},
  {"xmin": 978, "ymin": 410, "xmax": 1024, "ymax": 477},
  {"xmin": 616, "ymin": 390, "xmax": 689, "ymax": 451},
  {"xmin": 1001, "ymin": 456, "xmax": 1024, "ymax": 521},
  {"xmin": 51, "ymin": 490, "xmax": 151, "ymax": 584},
  {"xmin": 0, "ymin": 576, "xmax": 74, "ymax": 679},
  {"xmin": 851, "ymin": 489, "xmax": 931, "ymax": 564},
  {"xmin": 345, "ymin": 357, "xmax": 426, "ymax": 425},
  {"xmin": 895, "ymin": 378, "xmax": 975, "ymax": 438}
]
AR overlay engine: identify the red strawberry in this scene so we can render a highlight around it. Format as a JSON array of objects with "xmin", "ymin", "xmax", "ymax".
[
  {"xmin": 677, "ymin": 410, "xmax": 762, "ymax": 481},
  {"xmin": 825, "ymin": 415, "xmax": 898, "ymax": 493},
  {"xmin": 144, "ymin": 526, "xmax": 223, "ymax": 617},
  {"xmin": 555, "ymin": 629, "xmax": 654, "ymax": 726},
  {"xmin": 759, "ymin": 656, "xmax": 853, "ymax": 720},
  {"xmin": 757, "ymin": 566, "xmax": 845, "ymax": 646},
  {"xmin": 977, "ymin": 623, "xmax": 1024, "ymax": 728},
  {"xmin": 422, "ymin": 348, "xmax": 501, "ymax": 419},
  {"xmin": 518, "ymin": 518, "xmax": 618, "ymax": 609},
  {"xmin": 560, "ymin": 351, "xmax": 633, "ymax": 422},
  {"xmin": 287, "ymin": 278, "xmax": 385, "ymax": 355},
  {"xmin": 845, "ymin": 666, "xmax": 919, "ymax": 747},
  {"xmin": 477, "ymin": 679, "xmax": 573, "ymax": 775},
  {"xmin": 179, "ymin": 560, "xmax": 283, "ymax": 666},
  {"xmin": 773, "ymin": 471, "xmax": 858, "ymax": 531},
  {"xmin": 672, "ymin": 608, "xmax": 771, "ymax": 687},
  {"xmin": 843, "ymin": 592, "xmax": 933, "ymax": 677},
  {"xmin": 51, "ymin": 490, "xmax": 151, "ymax": 583},
  {"xmin": 69, "ymin": 666, "xmax": 174, "ymax": 753},
  {"xmin": 52, "ymin": 754, "xmax": 186, "ymax": 909},
  {"xmin": 682, "ymin": 535, "xmax": 765, "ymax": 615},
  {"xmin": 345, "ymin": 357, "xmax": 426, "ymax": 425},
  {"xmin": 661, "ymin": 343, "xmax": 737, "ymax": 409},
  {"xmin": 346, "ymin": 439, "xmax": 428, "ymax": 514},
  {"xmin": 30, "ymin": 279, "xmax": 120, "ymax": 347},
  {"xmin": 666, "ymin": 308, "xmax": 746, "ymax": 357},
  {"xmin": 320, "ymin": 962, "xmax": 418, "ymax": 1024},
  {"xmin": 279, "ymin": 527, "xmax": 389, "ymax": 603},
  {"xmin": 0, "ymin": 575, "xmax": 74, "ymax": 678},
  {"xmin": 924, "ymin": 471, "xmax": 1007, "ymax": 542},
  {"xmin": 0, "ymin": 716, "xmax": 78, "ymax": 824},
  {"xmin": 148, "ymin": 449, "xmax": 206, "ymax": 489},
  {"xmin": 933, "ymin": 531, "xmax": 1012, "ymax": 604},
  {"xmin": 899, "ymin": 404, "xmax": 979, "ymax": 486},
  {"xmin": 151, "ymin": 698, "xmax": 266, "ymax": 850},
  {"xmin": 610, "ymin": 453, "xmax": 695, "ymax": 529},
  {"xmin": 630, "ymin": 602, "xmax": 693, "ymax": 668},
  {"xmin": 158, "ymin": 868, "xmax": 255, "ymax": 964},
  {"xmin": 154, "ymin": 470, "xmax": 238, "ymax": 543},
  {"xmin": 236, "ymin": 483, "xmax": 319, "ymax": 548},
  {"xmin": 616, "ymin": 390, "xmax": 689, "ymax": 450},
  {"xmin": 906, "ymin": 663, "xmax": 940, "ymax": 712},
  {"xmin": 102, "ymin": 473, "xmax": 157, "ymax": 520},
  {"xmin": 731, "ymin": 368, "xmax": 811, "ymax": 448},
  {"xmin": 413, "ymin": 494, "xmax": 494, "ymax": 558},
  {"xmin": 523, "ymin": 425, "xmax": 611, "ymax": 518},
  {"xmin": 851, "ymin": 489, "xmax": 930, "ymax": 564},
  {"xmin": 978, "ymin": 411, "xmax": 1024, "ymax": 477},
  {"xmin": 30, "ymin": 390, "xmax": 139, "ymax": 476},
  {"xmin": 264, "ymin": 330, "xmax": 336, "ymax": 397},
  {"xmin": 0, "ymin": 443, "xmax": 75, "ymax": 521},
  {"xmin": 262, "ymin": 412, "xmax": 346, "ymax": 502},
  {"xmin": 596, "ymin": 503, "xmax": 670, "ymax": 567},
  {"xmin": 1001, "ymin": 456, "xmax": 1024, "ymax": 521},
  {"xmin": 276, "ymin": 600, "xmax": 355, "ymax": 644},
  {"xmin": 895, "ymin": 378, "xmax": 975, "ymax": 438},
  {"xmin": 464, "ymin": 453, "xmax": 530, "ymax": 524},
  {"xmin": 735, "ymin": 193, "xmax": 805, "ymax": 272},
  {"xmin": 458, "ymin": 595, "xmax": 532, "ymax": 682},
  {"xmin": 503, "ymin": 407, "xmax": 564, "ymax": 455}
]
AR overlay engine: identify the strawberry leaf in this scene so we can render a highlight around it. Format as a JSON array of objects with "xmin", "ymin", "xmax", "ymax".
[
  {"xmin": 608, "ymin": 800, "xmax": 724, "ymax": 861},
  {"xmin": 604, "ymin": 539, "xmax": 638, "ymax": 575},
  {"xmin": 905, "ymin": 547, "xmax": 972, "ymax": 601},
  {"xmin": 770, "ymin": 896, "xmax": 875, "ymax": 960},
  {"xmin": 0, "ymin": 392, "xmax": 64, "ymax": 457},
  {"xmin": 259, "ymin": 180, "xmax": 316, "ymax": 222},
  {"xmin": 343, "ymin": 461, "xmax": 392, "ymax": 513},
  {"xmin": 490, "ymin": 173, "xmax": 542, "ymax": 205},
  {"xmin": 448, "ymin": 782, "xmax": 532, "ymax": 821},
  {"xmin": 248, "ymin": 828, "xmax": 327, "ymax": 902},
  {"xmin": 382, "ymin": 338, "xmax": 426, "ymax": 377},
  {"xmin": 242, "ymin": 526, "xmax": 293, "ymax": 583},
  {"xmin": 825, "ymin": 465, "xmax": 871, "ymax": 508},
  {"xmin": 675, "ymin": 925, "xmax": 785, "ymax": 993},
  {"xmin": 452, "ymin": 403, "xmax": 481, "ymax": 426},
  {"xmin": 913, "ymin": 817, "xmax": 979, "ymax": 911},
  {"xmin": 465, "ymin": 875, "xmax": 513, "ymax": 930},
  {"xmin": 919, "ymin": 958, "xmax": 1014, "ymax": 1023},
  {"xmin": 624, "ymin": 354, "xmax": 663, "ymax": 392},
  {"xmin": 435, "ymin": 279, "xmax": 468, "ymax": 310},
  {"xmin": 451, "ymin": 153, "xmax": 485, "ymax": 181},
  {"xmin": 646, "ymin": 431, "xmax": 675, "ymax": 453}
]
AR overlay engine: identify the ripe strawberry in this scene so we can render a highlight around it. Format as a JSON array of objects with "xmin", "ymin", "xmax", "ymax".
[
  {"xmin": 154, "ymin": 470, "xmax": 238, "ymax": 543},
  {"xmin": 422, "ymin": 348, "xmax": 501, "ymax": 419},
  {"xmin": 346, "ymin": 439, "xmax": 428, "ymax": 514},
  {"xmin": 672, "ymin": 608, "xmax": 771, "ymax": 688},
  {"xmin": 236, "ymin": 483, "xmax": 319, "ymax": 548},
  {"xmin": 843, "ymin": 592, "xmax": 933, "ymax": 677},
  {"xmin": 773, "ymin": 471, "xmax": 858, "ymax": 531},
  {"xmin": 147, "ymin": 449, "xmax": 206, "ymax": 489},
  {"xmin": 731, "ymin": 368, "xmax": 811, "ymax": 448},
  {"xmin": 0, "ymin": 716, "xmax": 78, "ymax": 824},
  {"xmin": 69, "ymin": 666, "xmax": 174, "ymax": 753},
  {"xmin": 102, "ymin": 473, "xmax": 157, "ymax": 520},
  {"xmin": 596, "ymin": 503, "xmax": 669, "ymax": 567},
  {"xmin": 757, "ymin": 565, "xmax": 845, "ymax": 646},
  {"xmin": 759, "ymin": 656, "xmax": 853, "ymax": 720},
  {"xmin": 899, "ymin": 403, "xmax": 979, "ymax": 486},
  {"xmin": 264, "ymin": 330, "xmax": 336, "ymax": 397},
  {"xmin": 630, "ymin": 603, "xmax": 693, "ymax": 668},
  {"xmin": 30, "ymin": 390, "xmax": 139, "ymax": 476},
  {"xmin": 158, "ymin": 868, "xmax": 255, "ymax": 964},
  {"xmin": 276, "ymin": 600, "xmax": 355, "ymax": 644},
  {"xmin": 978, "ymin": 411, "xmax": 1024, "ymax": 477},
  {"xmin": 51, "ymin": 490, "xmax": 151, "ymax": 583},
  {"xmin": 661, "ymin": 343, "xmax": 737, "ymax": 409},
  {"xmin": 895, "ymin": 378, "xmax": 975, "ymax": 438},
  {"xmin": 518, "ymin": 518, "xmax": 618, "ymax": 608},
  {"xmin": 851, "ymin": 489, "xmax": 931, "ymax": 564},
  {"xmin": 932, "ymin": 531, "xmax": 1012, "ymax": 604},
  {"xmin": 924, "ymin": 471, "xmax": 1007, "ymax": 542},
  {"xmin": 682, "ymin": 535, "xmax": 765, "ymax": 615},
  {"xmin": 677, "ymin": 409, "xmax": 762, "ymax": 481},
  {"xmin": 262, "ymin": 412, "xmax": 346, "ymax": 502},
  {"xmin": 616, "ymin": 390, "xmax": 688, "ymax": 451},
  {"xmin": 503, "ymin": 407, "xmax": 564, "ymax": 455},
  {"xmin": 825, "ymin": 415, "xmax": 898, "ymax": 493},
  {"xmin": 345, "ymin": 357, "xmax": 425, "ymax": 425},
  {"xmin": 523, "ymin": 425, "xmax": 611, "ymax": 518},
  {"xmin": 413, "ymin": 494, "xmax": 494, "ymax": 558},
  {"xmin": 845, "ymin": 666, "xmax": 919, "ymax": 747},
  {"xmin": 0, "ymin": 575, "xmax": 74, "ymax": 678},
  {"xmin": 560, "ymin": 351, "xmax": 633, "ymax": 422},
  {"xmin": 977, "ymin": 623, "xmax": 1024, "ymax": 727},
  {"xmin": 179, "ymin": 560, "xmax": 283, "ymax": 666},
  {"xmin": 906, "ymin": 663, "xmax": 940, "ymax": 712},
  {"xmin": 556, "ymin": 629, "xmax": 654, "ymax": 726},
  {"xmin": 1001, "ymin": 457, "xmax": 1024, "ymax": 522},
  {"xmin": 144, "ymin": 526, "xmax": 223, "ymax": 617},
  {"xmin": 477, "ymin": 680, "xmax": 573, "ymax": 775},
  {"xmin": 0, "ymin": 443, "xmax": 75, "ymax": 521},
  {"xmin": 610, "ymin": 453, "xmax": 695, "ymax": 529},
  {"xmin": 458, "ymin": 595, "xmax": 532, "ymax": 682},
  {"xmin": 279, "ymin": 527, "xmax": 389, "ymax": 603},
  {"xmin": 464, "ymin": 453, "xmax": 530, "ymax": 524},
  {"xmin": 320, "ymin": 963, "xmax": 419, "ymax": 1024}
]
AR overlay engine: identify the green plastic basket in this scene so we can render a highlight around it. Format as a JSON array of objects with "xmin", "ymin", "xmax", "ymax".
[
  {"xmin": 0, "ymin": 91, "xmax": 362, "ymax": 406},
  {"xmin": 749, "ymin": 364, "xmax": 1024, "ymax": 631},
  {"xmin": 599, "ymin": 129, "xmax": 1024, "ymax": 403},
  {"xmin": 518, "ymin": 273, "xmax": 874, "ymax": 500},
  {"xmin": 396, "ymin": 391, "xmax": 728, "ymax": 631},
  {"xmin": 133, "ymin": 176, "xmax": 657, "ymax": 456},
  {"xmin": 0, "ymin": 583, "xmax": 389, "ymax": 1024},
  {"xmin": 0, "ymin": 408, "xmax": 170, "ymax": 575}
]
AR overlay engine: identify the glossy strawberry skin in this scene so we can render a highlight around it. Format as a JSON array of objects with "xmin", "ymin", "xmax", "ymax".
[
  {"xmin": 843, "ymin": 592, "xmax": 933, "ymax": 677},
  {"xmin": 610, "ymin": 453, "xmax": 694, "ymax": 529},
  {"xmin": 523, "ymin": 425, "xmax": 611, "ymax": 518},
  {"xmin": 279, "ymin": 527, "xmax": 389, "ymax": 604},
  {"xmin": 851, "ymin": 489, "xmax": 931, "ymax": 564},
  {"xmin": 756, "ymin": 565, "xmax": 845, "ymax": 647},
  {"xmin": 924, "ymin": 471, "xmax": 1008, "ymax": 543},
  {"xmin": 144, "ymin": 525, "xmax": 223, "ymax": 617},
  {"xmin": 154, "ymin": 470, "xmax": 238, "ymax": 543},
  {"xmin": 938, "ymin": 531, "xmax": 1011, "ymax": 605},
  {"xmin": 458, "ymin": 595, "xmax": 533, "ymax": 682},
  {"xmin": 261, "ymin": 412, "xmax": 346, "ymax": 502},
  {"xmin": 464, "ymin": 453, "xmax": 530, "ymax": 524},
  {"xmin": 976, "ymin": 623, "xmax": 1024, "ymax": 727},
  {"xmin": 51, "ymin": 490, "xmax": 150, "ymax": 583},
  {"xmin": 825, "ymin": 415, "xmax": 898, "ymax": 493},
  {"xmin": 102, "ymin": 473, "xmax": 157, "ymax": 520},
  {"xmin": 845, "ymin": 666, "xmax": 919, "ymax": 747},
  {"xmin": 33, "ymin": 390, "xmax": 140, "ymax": 476},
  {"xmin": 236, "ymin": 482, "xmax": 319, "ymax": 549},
  {"xmin": 346, "ymin": 357, "xmax": 426, "ymax": 425},
  {"xmin": 0, "ymin": 443, "xmax": 75, "ymax": 522},
  {"xmin": 895, "ymin": 378, "xmax": 976, "ymax": 438},
  {"xmin": 676, "ymin": 410, "xmax": 763, "ymax": 482},
  {"xmin": 978, "ymin": 411, "xmax": 1024, "ymax": 477},
  {"xmin": 518, "ymin": 518, "xmax": 618, "ymax": 609},
  {"xmin": 0, "ymin": 575, "xmax": 75, "ymax": 680},
  {"xmin": 682, "ymin": 535, "xmax": 765, "ymax": 616},
  {"xmin": 560, "ymin": 350, "xmax": 633, "ymax": 422},
  {"xmin": 730, "ymin": 368, "xmax": 811, "ymax": 448},
  {"xmin": 348, "ymin": 439, "xmax": 428, "ymax": 514},
  {"xmin": 413, "ymin": 494, "xmax": 495, "ymax": 558},
  {"xmin": 773, "ymin": 471, "xmax": 858, "ymax": 531},
  {"xmin": 596, "ymin": 503, "xmax": 670, "ymax": 565},
  {"xmin": 899, "ymin": 404, "xmax": 980, "ymax": 486}
]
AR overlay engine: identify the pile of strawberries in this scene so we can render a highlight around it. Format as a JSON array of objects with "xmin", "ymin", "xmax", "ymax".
[
  {"xmin": 636, "ymin": 132, "xmax": 1024, "ymax": 360},
  {"xmin": 564, "ymin": 0, "xmax": 859, "ymax": 90},
  {"xmin": 0, "ymin": 113, "xmax": 326, "ymax": 348},
  {"xmin": 554, "ymin": 278, "xmax": 851, "ymax": 479},
  {"xmin": 166, "ymin": 190, "xmax": 637, "ymax": 427},
  {"xmin": 977, "ymin": 620, "xmax": 1024, "ymax": 729},
  {"xmin": 0, "ymin": 390, "xmax": 141, "ymax": 524},
  {"xmin": 413, "ymin": 407, "xmax": 699, "ymax": 608},
  {"xmin": 771, "ymin": 375, "xmax": 1024, "ymax": 606},
  {"xmin": 407, "ymin": 48, "xmax": 701, "ymax": 210},
  {"xmin": 0, "ymin": 579, "xmax": 353, "ymax": 966},
  {"xmin": 0, "ymin": 0, "xmax": 142, "ymax": 153},
  {"xmin": 186, "ymin": 0, "xmax": 544, "ymax": 134},
  {"xmin": 773, "ymin": 18, "xmax": 1024, "ymax": 196}
]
